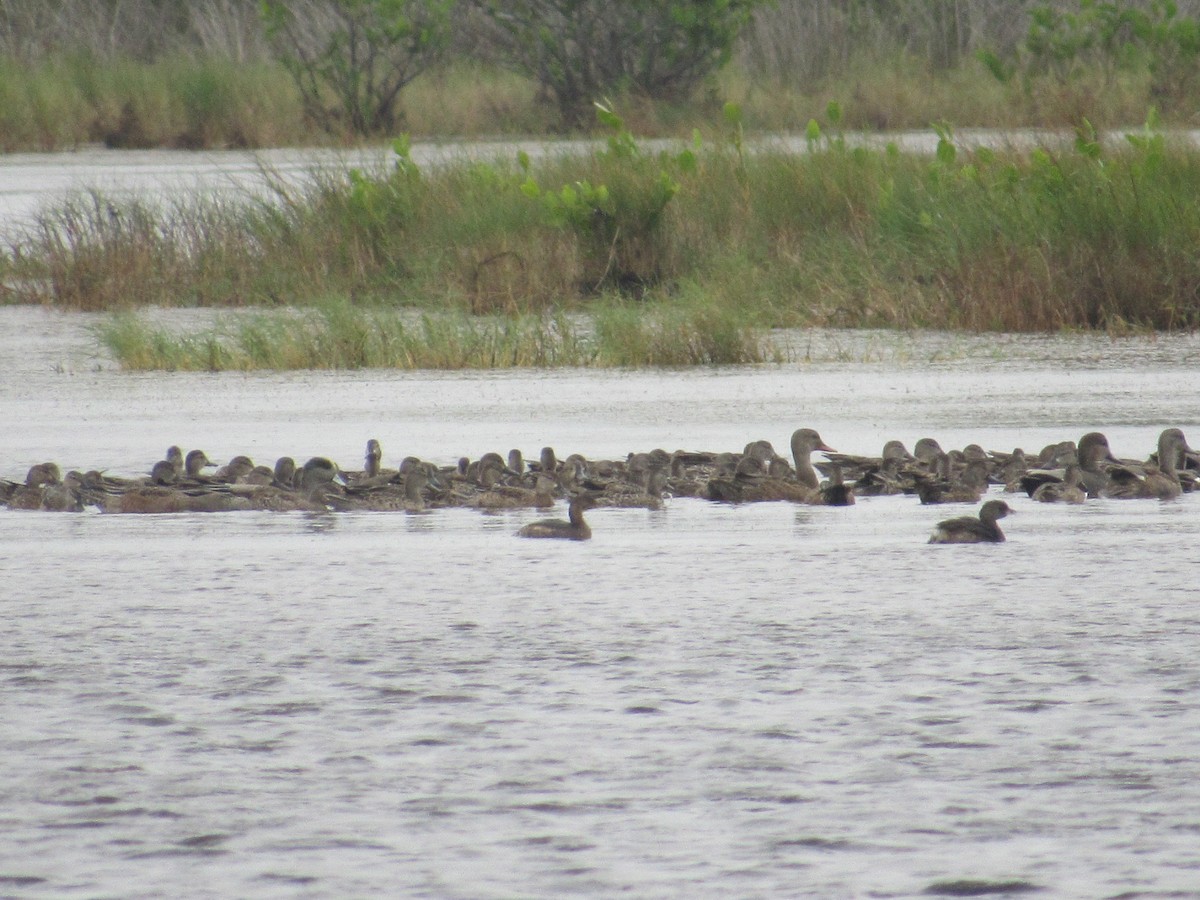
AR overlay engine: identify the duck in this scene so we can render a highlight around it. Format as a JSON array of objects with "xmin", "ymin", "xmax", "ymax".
[
  {"xmin": 1103, "ymin": 428, "xmax": 1190, "ymax": 500},
  {"xmin": 596, "ymin": 466, "xmax": 667, "ymax": 509},
  {"xmin": 517, "ymin": 493, "xmax": 597, "ymax": 541},
  {"xmin": 165, "ymin": 445, "xmax": 185, "ymax": 478},
  {"xmin": 928, "ymin": 499, "xmax": 1012, "ymax": 544},
  {"xmin": 1075, "ymin": 432, "xmax": 1118, "ymax": 497},
  {"xmin": 103, "ymin": 483, "xmax": 253, "ymax": 514},
  {"xmin": 213, "ymin": 454, "xmax": 255, "ymax": 483},
  {"xmin": 328, "ymin": 464, "xmax": 436, "ymax": 512},
  {"xmin": 363, "ymin": 438, "xmax": 383, "ymax": 479},
  {"xmin": 819, "ymin": 464, "xmax": 855, "ymax": 506},
  {"xmin": 704, "ymin": 455, "xmax": 819, "ymax": 504},
  {"xmin": 6, "ymin": 463, "xmax": 63, "ymax": 510},
  {"xmin": 915, "ymin": 453, "xmax": 988, "ymax": 505},
  {"xmin": 790, "ymin": 428, "xmax": 837, "ymax": 491},
  {"xmin": 819, "ymin": 439, "xmax": 911, "ymax": 484},
  {"xmin": 1031, "ymin": 464, "xmax": 1086, "ymax": 504}
]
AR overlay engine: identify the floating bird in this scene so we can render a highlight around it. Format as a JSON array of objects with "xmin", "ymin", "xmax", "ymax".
[
  {"xmin": 928, "ymin": 499, "xmax": 1012, "ymax": 544},
  {"xmin": 517, "ymin": 494, "xmax": 598, "ymax": 541},
  {"xmin": 790, "ymin": 428, "xmax": 837, "ymax": 491},
  {"xmin": 1032, "ymin": 464, "xmax": 1086, "ymax": 504}
]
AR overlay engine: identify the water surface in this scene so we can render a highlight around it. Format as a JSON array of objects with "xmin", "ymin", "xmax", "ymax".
[{"xmin": 3, "ymin": 307, "xmax": 1200, "ymax": 898}]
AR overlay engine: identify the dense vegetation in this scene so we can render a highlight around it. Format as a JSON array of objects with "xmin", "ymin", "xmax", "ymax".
[
  {"xmin": 3, "ymin": 1, "xmax": 1200, "ymax": 148},
  {"xmin": 4, "ymin": 1, "xmax": 1200, "ymax": 367},
  {"xmin": 3, "ymin": 107, "xmax": 1195, "ymax": 368}
]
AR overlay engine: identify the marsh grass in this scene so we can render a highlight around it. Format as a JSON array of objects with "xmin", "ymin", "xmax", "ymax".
[
  {"xmin": 94, "ymin": 298, "xmax": 773, "ymax": 370},
  {"xmin": 0, "ymin": 54, "xmax": 306, "ymax": 151},
  {"xmin": 1, "ymin": 48, "xmax": 1191, "ymax": 153},
  {"xmin": 14, "ymin": 118, "xmax": 1200, "ymax": 373}
]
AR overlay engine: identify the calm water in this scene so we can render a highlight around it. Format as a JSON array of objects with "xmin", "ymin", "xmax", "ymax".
[
  {"xmin": 3, "ymin": 307, "xmax": 1200, "ymax": 897},
  {"xmin": 9, "ymin": 130, "xmax": 1200, "ymax": 230}
]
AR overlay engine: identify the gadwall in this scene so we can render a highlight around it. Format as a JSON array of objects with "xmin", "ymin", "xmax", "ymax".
[
  {"xmin": 596, "ymin": 466, "xmax": 667, "ymax": 510},
  {"xmin": 1104, "ymin": 428, "xmax": 1190, "ymax": 500},
  {"xmin": 916, "ymin": 453, "xmax": 988, "ymax": 505},
  {"xmin": 819, "ymin": 464, "xmax": 855, "ymax": 506},
  {"xmin": 517, "ymin": 493, "xmax": 597, "ymax": 541},
  {"xmin": 103, "ymin": 484, "xmax": 251, "ymax": 514},
  {"xmin": 331, "ymin": 464, "xmax": 435, "ymax": 512},
  {"xmin": 928, "ymin": 499, "xmax": 1012, "ymax": 544},
  {"xmin": 166, "ymin": 445, "xmax": 184, "ymax": 477},
  {"xmin": 704, "ymin": 455, "xmax": 819, "ymax": 504},
  {"xmin": 184, "ymin": 449, "xmax": 218, "ymax": 479},
  {"xmin": 296, "ymin": 457, "xmax": 340, "ymax": 494},
  {"xmin": 819, "ymin": 439, "xmax": 911, "ymax": 484},
  {"xmin": 1031, "ymin": 464, "xmax": 1086, "ymax": 504},
  {"xmin": 364, "ymin": 438, "xmax": 383, "ymax": 479},
  {"xmin": 148, "ymin": 459, "xmax": 178, "ymax": 486},
  {"xmin": 7, "ymin": 463, "xmax": 63, "ymax": 510},
  {"xmin": 1076, "ymin": 432, "xmax": 1118, "ymax": 497},
  {"xmin": 213, "ymin": 454, "xmax": 254, "ymax": 483}
]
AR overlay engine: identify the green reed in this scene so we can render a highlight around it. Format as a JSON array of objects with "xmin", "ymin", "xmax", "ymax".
[
  {"xmin": 15, "ymin": 115, "xmax": 1200, "ymax": 362},
  {"xmin": 93, "ymin": 296, "xmax": 778, "ymax": 371}
]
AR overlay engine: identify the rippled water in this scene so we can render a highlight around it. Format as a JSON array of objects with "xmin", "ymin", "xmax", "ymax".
[{"xmin": 3, "ymin": 307, "xmax": 1200, "ymax": 898}]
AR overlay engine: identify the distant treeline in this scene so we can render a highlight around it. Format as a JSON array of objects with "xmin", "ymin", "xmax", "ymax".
[
  {"xmin": 0, "ymin": 1, "xmax": 1105, "ymax": 71},
  {"xmin": 2, "ymin": 0, "xmax": 1199, "ymax": 146}
]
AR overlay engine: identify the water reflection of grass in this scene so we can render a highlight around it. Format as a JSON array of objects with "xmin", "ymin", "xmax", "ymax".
[{"xmin": 11, "ymin": 118, "xmax": 1200, "ymax": 372}]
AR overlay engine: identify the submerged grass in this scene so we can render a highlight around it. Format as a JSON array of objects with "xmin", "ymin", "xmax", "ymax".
[{"xmin": 13, "ymin": 114, "xmax": 1200, "ymax": 369}]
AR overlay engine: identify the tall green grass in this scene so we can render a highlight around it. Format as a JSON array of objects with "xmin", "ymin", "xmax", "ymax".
[
  {"xmin": 0, "ymin": 54, "xmax": 306, "ymax": 151},
  {"xmin": 11, "ymin": 115, "xmax": 1200, "ymax": 373},
  {"xmin": 0, "ymin": 50, "xmax": 1193, "ymax": 154},
  {"xmin": 94, "ymin": 298, "xmax": 770, "ymax": 370}
]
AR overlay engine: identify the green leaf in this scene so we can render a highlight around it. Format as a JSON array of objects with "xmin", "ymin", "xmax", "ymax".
[
  {"xmin": 936, "ymin": 137, "xmax": 956, "ymax": 166},
  {"xmin": 594, "ymin": 101, "xmax": 623, "ymax": 131},
  {"xmin": 805, "ymin": 119, "xmax": 821, "ymax": 143}
]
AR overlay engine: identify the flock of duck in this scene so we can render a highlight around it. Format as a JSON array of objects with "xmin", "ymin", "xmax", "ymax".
[{"xmin": 2, "ymin": 427, "xmax": 1196, "ymax": 543}]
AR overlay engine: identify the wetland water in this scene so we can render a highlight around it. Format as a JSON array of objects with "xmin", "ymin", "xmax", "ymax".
[{"xmin": 2, "ymin": 306, "xmax": 1200, "ymax": 897}]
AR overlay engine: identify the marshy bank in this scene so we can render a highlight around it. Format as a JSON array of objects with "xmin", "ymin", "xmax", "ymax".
[{"xmin": 5, "ymin": 114, "xmax": 1200, "ymax": 370}]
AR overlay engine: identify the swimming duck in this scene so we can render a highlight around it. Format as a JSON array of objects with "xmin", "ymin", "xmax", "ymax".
[
  {"xmin": 1103, "ymin": 428, "xmax": 1189, "ymax": 500},
  {"xmin": 1076, "ymin": 432, "xmax": 1118, "ymax": 497},
  {"xmin": 328, "ymin": 464, "xmax": 436, "ymax": 512},
  {"xmin": 213, "ymin": 454, "xmax": 255, "ymax": 483},
  {"xmin": 915, "ymin": 453, "xmax": 988, "ymax": 505},
  {"xmin": 928, "ymin": 499, "xmax": 1012, "ymax": 544},
  {"xmin": 364, "ymin": 438, "xmax": 383, "ymax": 479},
  {"xmin": 596, "ymin": 466, "xmax": 667, "ymax": 509},
  {"xmin": 517, "ymin": 493, "xmax": 598, "ymax": 541},
  {"xmin": 165, "ymin": 445, "xmax": 184, "ymax": 477},
  {"xmin": 704, "ymin": 455, "xmax": 820, "ymax": 504},
  {"xmin": 1031, "ymin": 464, "xmax": 1086, "ymax": 504},
  {"xmin": 819, "ymin": 464, "xmax": 855, "ymax": 506},
  {"xmin": 790, "ymin": 428, "xmax": 837, "ymax": 491},
  {"xmin": 7, "ymin": 463, "xmax": 63, "ymax": 510}
]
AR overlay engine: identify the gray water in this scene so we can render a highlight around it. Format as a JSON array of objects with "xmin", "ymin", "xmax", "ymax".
[
  {"xmin": 7, "ymin": 128, "xmax": 1200, "ymax": 231},
  {"xmin": 3, "ymin": 306, "xmax": 1200, "ymax": 898}
]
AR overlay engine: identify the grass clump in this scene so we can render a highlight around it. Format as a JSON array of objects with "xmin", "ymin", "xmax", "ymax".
[{"xmin": 94, "ymin": 296, "xmax": 775, "ymax": 371}]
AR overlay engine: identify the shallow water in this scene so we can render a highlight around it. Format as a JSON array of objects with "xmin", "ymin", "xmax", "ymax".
[
  {"xmin": 3, "ymin": 307, "xmax": 1200, "ymax": 898},
  {"xmin": 7, "ymin": 129, "xmax": 1200, "ymax": 231}
]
